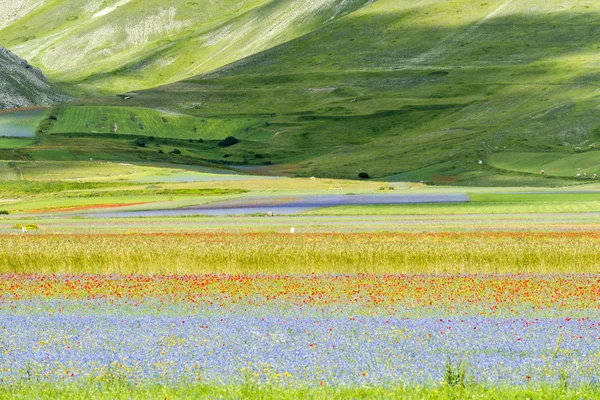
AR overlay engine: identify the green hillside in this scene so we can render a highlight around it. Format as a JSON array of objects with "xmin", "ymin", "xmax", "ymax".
[
  {"xmin": 0, "ymin": 0, "xmax": 368, "ymax": 94},
  {"xmin": 5, "ymin": 0, "xmax": 600, "ymax": 185},
  {"xmin": 98, "ymin": 0, "xmax": 600, "ymax": 184}
]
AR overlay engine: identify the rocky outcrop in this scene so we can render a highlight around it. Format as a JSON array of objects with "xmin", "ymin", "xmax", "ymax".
[{"xmin": 0, "ymin": 46, "xmax": 68, "ymax": 109}]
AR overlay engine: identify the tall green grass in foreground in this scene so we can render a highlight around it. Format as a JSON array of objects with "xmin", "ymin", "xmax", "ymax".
[
  {"xmin": 3, "ymin": 232, "xmax": 600, "ymax": 275},
  {"xmin": 0, "ymin": 382, "xmax": 598, "ymax": 400}
]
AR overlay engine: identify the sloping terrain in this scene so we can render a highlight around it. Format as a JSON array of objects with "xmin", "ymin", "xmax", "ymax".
[
  {"xmin": 0, "ymin": 46, "xmax": 66, "ymax": 109},
  {"xmin": 0, "ymin": 0, "xmax": 369, "ymax": 94},
  {"xmin": 6, "ymin": 0, "xmax": 600, "ymax": 185},
  {"xmin": 100, "ymin": 0, "xmax": 600, "ymax": 184}
]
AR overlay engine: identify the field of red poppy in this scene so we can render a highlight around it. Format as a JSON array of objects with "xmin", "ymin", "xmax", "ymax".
[{"xmin": 2, "ymin": 226, "xmax": 600, "ymax": 398}]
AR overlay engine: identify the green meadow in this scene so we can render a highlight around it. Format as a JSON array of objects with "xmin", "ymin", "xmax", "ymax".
[
  {"xmin": 49, "ymin": 106, "xmax": 260, "ymax": 140},
  {"xmin": 306, "ymin": 193, "xmax": 600, "ymax": 215},
  {"xmin": 0, "ymin": 138, "xmax": 34, "ymax": 149},
  {"xmin": 1, "ymin": 382, "xmax": 597, "ymax": 400}
]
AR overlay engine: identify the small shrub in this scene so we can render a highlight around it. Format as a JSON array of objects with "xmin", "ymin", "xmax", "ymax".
[
  {"xmin": 0, "ymin": 210, "xmax": 8, "ymax": 215},
  {"xmin": 170, "ymin": 148, "xmax": 181, "ymax": 155},
  {"xmin": 444, "ymin": 358, "xmax": 466, "ymax": 388},
  {"xmin": 158, "ymin": 150, "xmax": 164, "ymax": 154},
  {"xmin": 218, "ymin": 136, "xmax": 239, "ymax": 147},
  {"xmin": 135, "ymin": 138, "xmax": 147, "ymax": 147},
  {"xmin": 358, "ymin": 172, "xmax": 370, "ymax": 179}
]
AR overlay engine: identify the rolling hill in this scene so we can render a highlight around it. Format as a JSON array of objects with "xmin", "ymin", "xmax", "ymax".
[
  {"xmin": 0, "ymin": 46, "xmax": 67, "ymax": 109},
  {"xmin": 5, "ymin": 0, "xmax": 600, "ymax": 185},
  {"xmin": 0, "ymin": 0, "xmax": 369, "ymax": 94},
  {"xmin": 95, "ymin": 0, "xmax": 600, "ymax": 184}
]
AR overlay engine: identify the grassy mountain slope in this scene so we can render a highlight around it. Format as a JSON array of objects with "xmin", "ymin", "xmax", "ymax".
[
  {"xmin": 7, "ymin": 0, "xmax": 600, "ymax": 185},
  {"xmin": 89, "ymin": 0, "xmax": 600, "ymax": 184},
  {"xmin": 0, "ymin": 46, "xmax": 67, "ymax": 109},
  {"xmin": 0, "ymin": 0, "xmax": 369, "ymax": 94}
]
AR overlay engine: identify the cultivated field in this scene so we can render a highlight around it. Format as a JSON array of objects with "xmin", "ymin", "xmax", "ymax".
[
  {"xmin": 0, "ymin": 162, "xmax": 600, "ymax": 398},
  {"xmin": 49, "ymin": 106, "xmax": 260, "ymax": 140}
]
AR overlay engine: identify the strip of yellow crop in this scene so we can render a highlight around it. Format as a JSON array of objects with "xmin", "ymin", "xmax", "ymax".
[{"xmin": 3, "ymin": 232, "xmax": 600, "ymax": 275}]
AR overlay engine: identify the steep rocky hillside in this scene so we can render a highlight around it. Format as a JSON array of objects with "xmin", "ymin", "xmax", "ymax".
[{"xmin": 0, "ymin": 46, "xmax": 67, "ymax": 109}]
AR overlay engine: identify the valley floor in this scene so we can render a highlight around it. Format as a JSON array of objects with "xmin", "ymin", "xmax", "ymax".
[{"xmin": 1, "ymin": 162, "xmax": 600, "ymax": 398}]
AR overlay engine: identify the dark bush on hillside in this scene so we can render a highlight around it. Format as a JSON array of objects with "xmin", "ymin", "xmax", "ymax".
[
  {"xmin": 0, "ymin": 211, "xmax": 8, "ymax": 215},
  {"xmin": 358, "ymin": 172, "xmax": 370, "ymax": 179},
  {"xmin": 170, "ymin": 148, "xmax": 181, "ymax": 155},
  {"xmin": 218, "ymin": 136, "xmax": 239, "ymax": 147},
  {"xmin": 158, "ymin": 150, "xmax": 164, "ymax": 154},
  {"xmin": 135, "ymin": 138, "xmax": 147, "ymax": 147}
]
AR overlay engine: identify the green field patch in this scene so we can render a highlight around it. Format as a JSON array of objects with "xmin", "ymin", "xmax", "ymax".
[
  {"xmin": 50, "ymin": 106, "xmax": 260, "ymax": 141},
  {"xmin": 304, "ymin": 201, "xmax": 600, "ymax": 215},
  {"xmin": 0, "ymin": 138, "xmax": 34, "ymax": 149},
  {"xmin": 28, "ymin": 149, "xmax": 77, "ymax": 161},
  {"xmin": 488, "ymin": 152, "xmax": 600, "ymax": 178},
  {"xmin": 469, "ymin": 193, "xmax": 600, "ymax": 203},
  {"xmin": 60, "ymin": 188, "xmax": 247, "ymax": 198},
  {"xmin": 4, "ymin": 160, "xmax": 246, "ymax": 183},
  {"xmin": 0, "ymin": 382, "xmax": 597, "ymax": 400},
  {"xmin": 0, "ymin": 108, "xmax": 48, "ymax": 137},
  {"xmin": 0, "ymin": 181, "xmax": 130, "ymax": 198}
]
